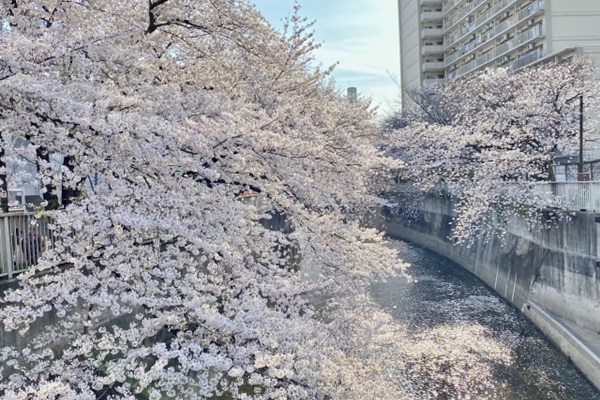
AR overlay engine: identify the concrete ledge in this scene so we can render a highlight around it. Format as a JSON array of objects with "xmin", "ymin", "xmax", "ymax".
[{"xmin": 523, "ymin": 301, "xmax": 600, "ymax": 390}]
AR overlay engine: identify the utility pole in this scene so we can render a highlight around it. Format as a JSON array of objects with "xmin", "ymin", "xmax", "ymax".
[{"xmin": 578, "ymin": 94, "xmax": 585, "ymax": 181}]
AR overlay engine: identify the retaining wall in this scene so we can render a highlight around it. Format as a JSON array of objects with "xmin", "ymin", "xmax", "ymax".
[{"xmin": 376, "ymin": 195, "xmax": 600, "ymax": 390}]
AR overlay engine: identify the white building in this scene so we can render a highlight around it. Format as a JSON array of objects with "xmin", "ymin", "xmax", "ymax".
[{"xmin": 398, "ymin": 0, "xmax": 600, "ymax": 108}]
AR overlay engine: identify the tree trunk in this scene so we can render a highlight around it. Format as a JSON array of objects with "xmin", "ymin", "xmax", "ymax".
[
  {"xmin": 60, "ymin": 155, "xmax": 82, "ymax": 208},
  {"xmin": 35, "ymin": 146, "xmax": 60, "ymax": 210}
]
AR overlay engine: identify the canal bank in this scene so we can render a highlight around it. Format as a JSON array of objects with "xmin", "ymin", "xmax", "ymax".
[
  {"xmin": 371, "ymin": 240, "xmax": 600, "ymax": 399},
  {"xmin": 373, "ymin": 195, "xmax": 600, "ymax": 391}
]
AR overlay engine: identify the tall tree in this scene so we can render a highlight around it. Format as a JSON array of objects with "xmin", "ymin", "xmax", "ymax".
[
  {"xmin": 0, "ymin": 1, "xmax": 405, "ymax": 398},
  {"xmin": 385, "ymin": 57, "xmax": 600, "ymax": 242}
]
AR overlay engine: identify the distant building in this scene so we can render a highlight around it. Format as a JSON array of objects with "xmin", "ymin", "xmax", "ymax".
[
  {"xmin": 398, "ymin": 0, "xmax": 600, "ymax": 108},
  {"xmin": 347, "ymin": 87, "xmax": 358, "ymax": 103}
]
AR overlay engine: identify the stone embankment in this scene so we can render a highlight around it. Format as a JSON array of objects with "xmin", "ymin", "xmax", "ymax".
[{"xmin": 374, "ymin": 195, "xmax": 600, "ymax": 391}]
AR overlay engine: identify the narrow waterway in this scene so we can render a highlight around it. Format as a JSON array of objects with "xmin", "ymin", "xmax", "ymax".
[{"xmin": 370, "ymin": 239, "xmax": 600, "ymax": 400}]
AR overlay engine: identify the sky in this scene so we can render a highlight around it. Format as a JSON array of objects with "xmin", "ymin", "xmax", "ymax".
[{"xmin": 251, "ymin": 0, "xmax": 401, "ymax": 116}]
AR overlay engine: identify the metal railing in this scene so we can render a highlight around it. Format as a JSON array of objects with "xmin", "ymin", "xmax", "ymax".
[
  {"xmin": 511, "ymin": 48, "xmax": 544, "ymax": 70},
  {"xmin": 444, "ymin": 0, "xmax": 545, "ymax": 73},
  {"xmin": 445, "ymin": 0, "xmax": 519, "ymax": 48},
  {"xmin": 443, "ymin": 0, "xmax": 463, "ymax": 16},
  {"xmin": 529, "ymin": 182, "xmax": 600, "ymax": 212},
  {"xmin": 393, "ymin": 181, "xmax": 600, "ymax": 213},
  {"xmin": 554, "ymin": 159, "xmax": 600, "ymax": 182},
  {"xmin": 447, "ymin": 23, "xmax": 544, "ymax": 79},
  {"xmin": 444, "ymin": 0, "xmax": 487, "ymax": 33},
  {"xmin": 1, "ymin": 213, "xmax": 56, "ymax": 279}
]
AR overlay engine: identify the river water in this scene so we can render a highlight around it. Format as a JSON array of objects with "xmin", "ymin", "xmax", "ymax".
[{"xmin": 370, "ymin": 239, "xmax": 600, "ymax": 400}]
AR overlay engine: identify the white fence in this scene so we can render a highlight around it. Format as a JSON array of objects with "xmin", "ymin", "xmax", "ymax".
[
  {"xmin": 0, "ymin": 213, "xmax": 55, "ymax": 279},
  {"xmin": 393, "ymin": 181, "xmax": 600, "ymax": 213},
  {"xmin": 528, "ymin": 182, "xmax": 600, "ymax": 212}
]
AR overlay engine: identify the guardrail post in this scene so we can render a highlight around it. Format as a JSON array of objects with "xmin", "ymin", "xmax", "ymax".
[{"xmin": 2, "ymin": 215, "xmax": 13, "ymax": 279}]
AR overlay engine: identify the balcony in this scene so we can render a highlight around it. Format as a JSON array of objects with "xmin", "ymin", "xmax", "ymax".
[
  {"xmin": 422, "ymin": 44, "xmax": 445, "ymax": 55},
  {"xmin": 444, "ymin": 0, "xmax": 545, "ymax": 69},
  {"xmin": 442, "ymin": 0, "xmax": 462, "ymax": 16},
  {"xmin": 424, "ymin": 78, "xmax": 444, "ymax": 86},
  {"xmin": 446, "ymin": 23, "xmax": 545, "ymax": 79},
  {"xmin": 422, "ymin": 61, "xmax": 445, "ymax": 72},
  {"xmin": 445, "ymin": 0, "xmax": 520, "ymax": 49},
  {"xmin": 445, "ymin": 49, "xmax": 460, "ymax": 65},
  {"xmin": 421, "ymin": 28, "xmax": 444, "ymax": 38},
  {"xmin": 443, "ymin": 0, "xmax": 487, "ymax": 33},
  {"xmin": 421, "ymin": 11, "xmax": 443, "ymax": 22},
  {"xmin": 420, "ymin": 0, "xmax": 443, "ymax": 5},
  {"xmin": 512, "ymin": 48, "xmax": 544, "ymax": 70},
  {"xmin": 518, "ymin": 0, "xmax": 545, "ymax": 20}
]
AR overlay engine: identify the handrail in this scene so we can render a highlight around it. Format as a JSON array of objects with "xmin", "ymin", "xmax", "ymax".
[
  {"xmin": 0, "ymin": 213, "xmax": 55, "ymax": 279},
  {"xmin": 529, "ymin": 182, "xmax": 600, "ymax": 211},
  {"xmin": 392, "ymin": 181, "xmax": 600, "ymax": 213}
]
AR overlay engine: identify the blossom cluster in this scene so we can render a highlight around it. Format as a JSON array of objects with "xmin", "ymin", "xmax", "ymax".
[
  {"xmin": 0, "ymin": 1, "xmax": 405, "ymax": 398},
  {"xmin": 385, "ymin": 57, "xmax": 600, "ymax": 243}
]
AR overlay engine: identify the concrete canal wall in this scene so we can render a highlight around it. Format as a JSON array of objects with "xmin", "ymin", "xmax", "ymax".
[{"xmin": 376, "ymin": 195, "xmax": 600, "ymax": 390}]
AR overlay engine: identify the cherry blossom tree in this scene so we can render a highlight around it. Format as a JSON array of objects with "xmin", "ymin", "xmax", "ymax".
[
  {"xmin": 0, "ymin": 1, "xmax": 406, "ymax": 398},
  {"xmin": 385, "ymin": 57, "xmax": 600, "ymax": 243}
]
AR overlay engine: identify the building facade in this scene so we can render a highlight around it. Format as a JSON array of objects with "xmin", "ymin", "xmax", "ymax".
[{"xmin": 398, "ymin": 0, "xmax": 600, "ymax": 108}]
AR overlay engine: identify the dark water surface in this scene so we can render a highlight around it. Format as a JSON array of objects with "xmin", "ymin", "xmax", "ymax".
[{"xmin": 370, "ymin": 240, "xmax": 600, "ymax": 400}]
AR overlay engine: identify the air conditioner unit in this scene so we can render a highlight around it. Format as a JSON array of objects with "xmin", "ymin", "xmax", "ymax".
[
  {"xmin": 486, "ymin": 3, "xmax": 491, "ymax": 9},
  {"xmin": 467, "ymin": 16, "xmax": 474, "ymax": 22},
  {"xmin": 501, "ymin": 34, "xmax": 508, "ymax": 41},
  {"xmin": 470, "ymin": 34, "xmax": 476, "ymax": 40},
  {"xmin": 502, "ymin": 56, "xmax": 510, "ymax": 63},
  {"xmin": 528, "ymin": 43, "xmax": 535, "ymax": 50},
  {"xmin": 503, "ymin": 11, "xmax": 510, "ymax": 19},
  {"xmin": 527, "ymin": 19, "xmax": 534, "ymax": 26}
]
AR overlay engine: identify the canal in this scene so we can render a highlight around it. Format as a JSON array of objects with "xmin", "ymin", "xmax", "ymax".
[{"xmin": 370, "ymin": 239, "xmax": 600, "ymax": 400}]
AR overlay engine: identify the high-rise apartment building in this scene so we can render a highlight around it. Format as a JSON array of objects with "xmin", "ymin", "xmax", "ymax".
[{"xmin": 399, "ymin": 0, "xmax": 600, "ymax": 108}]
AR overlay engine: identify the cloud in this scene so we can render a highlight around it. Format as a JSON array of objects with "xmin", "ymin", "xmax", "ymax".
[{"xmin": 252, "ymin": 0, "xmax": 400, "ymax": 114}]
